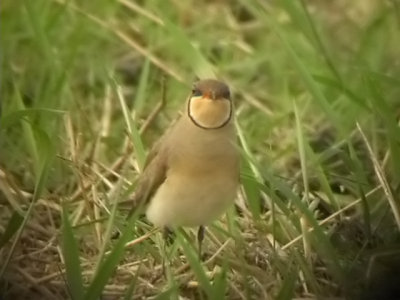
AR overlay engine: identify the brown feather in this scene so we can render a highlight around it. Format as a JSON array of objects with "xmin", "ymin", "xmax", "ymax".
[{"xmin": 126, "ymin": 136, "xmax": 168, "ymax": 219}]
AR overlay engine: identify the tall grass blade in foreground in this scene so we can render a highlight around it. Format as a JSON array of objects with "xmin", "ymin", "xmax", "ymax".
[{"xmin": 61, "ymin": 205, "xmax": 85, "ymax": 300}]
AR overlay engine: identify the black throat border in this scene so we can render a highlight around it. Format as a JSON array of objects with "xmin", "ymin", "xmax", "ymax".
[{"xmin": 187, "ymin": 97, "xmax": 232, "ymax": 130}]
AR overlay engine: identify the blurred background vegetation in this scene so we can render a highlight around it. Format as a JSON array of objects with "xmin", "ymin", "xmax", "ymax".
[{"xmin": 1, "ymin": 0, "xmax": 400, "ymax": 299}]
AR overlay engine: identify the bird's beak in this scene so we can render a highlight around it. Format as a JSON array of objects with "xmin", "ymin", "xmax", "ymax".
[
  {"xmin": 211, "ymin": 91, "xmax": 216, "ymax": 100},
  {"xmin": 203, "ymin": 91, "xmax": 217, "ymax": 100}
]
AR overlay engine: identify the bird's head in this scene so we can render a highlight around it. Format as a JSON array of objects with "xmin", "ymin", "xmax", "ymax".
[{"xmin": 187, "ymin": 79, "xmax": 232, "ymax": 129}]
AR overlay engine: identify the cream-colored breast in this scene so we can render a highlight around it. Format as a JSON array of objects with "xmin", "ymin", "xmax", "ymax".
[
  {"xmin": 146, "ymin": 172, "xmax": 237, "ymax": 227},
  {"xmin": 145, "ymin": 115, "xmax": 239, "ymax": 227}
]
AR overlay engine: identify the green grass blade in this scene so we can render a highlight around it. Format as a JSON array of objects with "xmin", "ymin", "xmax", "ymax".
[
  {"xmin": 113, "ymin": 77, "xmax": 147, "ymax": 170},
  {"xmin": 0, "ymin": 212, "xmax": 24, "ymax": 249},
  {"xmin": 274, "ymin": 29, "xmax": 338, "ymax": 125},
  {"xmin": 276, "ymin": 266, "xmax": 296, "ymax": 300},
  {"xmin": 236, "ymin": 121, "xmax": 262, "ymax": 219},
  {"xmin": 161, "ymin": 18, "xmax": 215, "ymax": 79},
  {"xmin": 61, "ymin": 205, "xmax": 85, "ymax": 300},
  {"xmin": 176, "ymin": 230, "xmax": 213, "ymax": 298},
  {"xmin": 123, "ymin": 263, "xmax": 142, "ymax": 300},
  {"xmin": 239, "ymin": 1, "xmax": 339, "ymax": 126},
  {"xmin": 313, "ymin": 75, "xmax": 369, "ymax": 110},
  {"xmin": 282, "ymin": 0, "xmax": 343, "ymax": 82},
  {"xmin": 366, "ymin": 74, "xmax": 400, "ymax": 180},
  {"xmin": 0, "ymin": 108, "xmax": 65, "ymax": 129},
  {"xmin": 133, "ymin": 58, "xmax": 151, "ymax": 115},
  {"xmin": 0, "ymin": 126, "xmax": 54, "ymax": 277},
  {"xmin": 14, "ymin": 89, "xmax": 39, "ymax": 173},
  {"xmin": 260, "ymin": 173, "xmax": 347, "ymax": 289},
  {"xmin": 212, "ymin": 262, "xmax": 228, "ymax": 299},
  {"xmin": 92, "ymin": 172, "xmax": 125, "ymax": 277},
  {"xmin": 84, "ymin": 209, "xmax": 140, "ymax": 300},
  {"xmin": 347, "ymin": 141, "xmax": 372, "ymax": 239},
  {"xmin": 294, "ymin": 101, "xmax": 309, "ymax": 199}
]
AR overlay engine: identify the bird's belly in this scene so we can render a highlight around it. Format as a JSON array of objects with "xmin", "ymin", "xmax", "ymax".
[{"xmin": 145, "ymin": 175, "xmax": 237, "ymax": 227}]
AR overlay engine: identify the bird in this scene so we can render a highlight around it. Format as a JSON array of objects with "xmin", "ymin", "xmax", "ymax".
[{"xmin": 127, "ymin": 78, "xmax": 240, "ymax": 255}]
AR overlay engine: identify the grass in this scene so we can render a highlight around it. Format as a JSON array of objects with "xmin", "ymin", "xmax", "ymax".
[{"xmin": 1, "ymin": 0, "xmax": 400, "ymax": 299}]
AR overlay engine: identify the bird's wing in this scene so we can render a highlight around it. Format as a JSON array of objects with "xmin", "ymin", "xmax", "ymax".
[
  {"xmin": 126, "ymin": 135, "xmax": 169, "ymax": 219},
  {"xmin": 124, "ymin": 108, "xmax": 185, "ymax": 219}
]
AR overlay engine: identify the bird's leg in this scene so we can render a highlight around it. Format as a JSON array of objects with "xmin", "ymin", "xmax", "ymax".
[
  {"xmin": 197, "ymin": 225, "xmax": 205, "ymax": 260},
  {"xmin": 161, "ymin": 227, "xmax": 175, "ymax": 277},
  {"xmin": 163, "ymin": 227, "xmax": 175, "ymax": 245}
]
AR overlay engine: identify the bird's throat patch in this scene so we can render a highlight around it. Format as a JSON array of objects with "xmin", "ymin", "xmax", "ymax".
[{"xmin": 188, "ymin": 97, "xmax": 232, "ymax": 129}]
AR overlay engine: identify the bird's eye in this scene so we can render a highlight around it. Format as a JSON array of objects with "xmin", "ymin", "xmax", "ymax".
[{"xmin": 192, "ymin": 88, "xmax": 202, "ymax": 97}]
